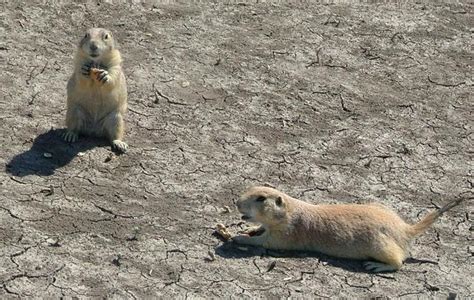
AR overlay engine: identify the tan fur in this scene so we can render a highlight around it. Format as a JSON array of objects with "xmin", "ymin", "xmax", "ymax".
[
  {"xmin": 234, "ymin": 186, "xmax": 464, "ymax": 272},
  {"xmin": 64, "ymin": 28, "xmax": 128, "ymax": 152}
]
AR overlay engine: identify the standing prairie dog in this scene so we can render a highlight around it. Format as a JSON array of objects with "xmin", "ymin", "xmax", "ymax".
[
  {"xmin": 234, "ymin": 186, "xmax": 465, "ymax": 272},
  {"xmin": 64, "ymin": 28, "xmax": 128, "ymax": 153}
]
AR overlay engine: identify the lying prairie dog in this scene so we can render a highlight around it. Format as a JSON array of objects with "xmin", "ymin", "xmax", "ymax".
[{"xmin": 233, "ymin": 186, "xmax": 466, "ymax": 272}]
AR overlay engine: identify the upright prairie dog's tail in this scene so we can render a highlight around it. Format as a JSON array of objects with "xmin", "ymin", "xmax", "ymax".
[{"xmin": 407, "ymin": 197, "xmax": 466, "ymax": 237}]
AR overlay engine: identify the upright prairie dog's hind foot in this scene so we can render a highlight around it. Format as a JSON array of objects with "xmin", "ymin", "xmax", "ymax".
[
  {"xmin": 363, "ymin": 261, "xmax": 399, "ymax": 273},
  {"xmin": 63, "ymin": 131, "xmax": 78, "ymax": 143},
  {"xmin": 112, "ymin": 140, "xmax": 128, "ymax": 153}
]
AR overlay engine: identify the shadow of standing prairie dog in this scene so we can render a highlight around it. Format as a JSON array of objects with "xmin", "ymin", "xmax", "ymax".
[
  {"xmin": 64, "ymin": 28, "xmax": 128, "ymax": 153},
  {"xmin": 234, "ymin": 186, "xmax": 466, "ymax": 272}
]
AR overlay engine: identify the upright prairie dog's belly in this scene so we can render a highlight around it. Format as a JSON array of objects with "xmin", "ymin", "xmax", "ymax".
[
  {"xmin": 74, "ymin": 78, "xmax": 121, "ymax": 106},
  {"xmin": 74, "ymin": 80, "xmax": 120, "ymax": 110},
  {"xmin": 72, "ymin": 79, "xmax": 121, "ymax": 134}
]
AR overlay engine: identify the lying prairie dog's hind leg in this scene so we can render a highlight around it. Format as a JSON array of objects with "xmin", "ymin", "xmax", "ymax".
[
  {"xmin": 363, "ymin": 261, "xmax": 400, "ymax": 273},
  {"xmin": 364, "ymin": 240, "xmax": 404, "ymax": 273}
]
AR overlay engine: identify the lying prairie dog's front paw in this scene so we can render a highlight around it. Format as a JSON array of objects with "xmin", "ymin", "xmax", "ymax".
[
  {"xmin": 232, "ymin": 234, "xmax": 251, "ymax": 244},
  {"xmin": 232, "ymin": 233, "xmax": 266, "ymax": 246},
  {"xmin": 240, "ymin": 226, "xmax": 266, "ymax": 237}
]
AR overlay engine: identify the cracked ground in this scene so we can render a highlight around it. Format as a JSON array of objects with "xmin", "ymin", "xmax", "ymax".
[{"xmin": 1, "ymin": 1, "xmax": 473, "ymax": 298}]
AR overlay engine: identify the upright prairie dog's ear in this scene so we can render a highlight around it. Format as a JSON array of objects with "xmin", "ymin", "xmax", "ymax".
[
  {"xmin": 111, "ymin": 36, "xmax": 118, "ymax": 49},
  {"xmin": 275, "ymin": 196, "xmax": 283, "ymax": 206},
  {"xmin": 102, "ymin": 30, "xmax": 117, "ymax": 49}
]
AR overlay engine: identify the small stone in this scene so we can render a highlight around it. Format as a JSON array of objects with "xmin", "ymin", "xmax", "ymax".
[
  {"xmin": 112, "ymin": 256, "xmax": 121, "ymax": 267},
  {"xmin": 205, "ymin": 250, "xmax": 215, "ymax": 262},
  {"xmin": 104, "ymin": 153, "xmax": 115, "ymax": 162},
  {"xmin": 447, "ymin": 292, "xmax": 457, "ymax": 300},
  {"xmin": 46, "ymin": 238, "xmax": 60, "ymax": 247},
  {"xmin": 266, "ymin": 261, "xmax": 276, "ymax": 272},
  {"xmin": 181, "ymin": 80, "xmax": 190, "ymax": 88},
  {"xmin": 43, "ymin": 152, "xmax": 52, "ymax": 158},
  {"xmin": 77, "ymin": 152, "xmax": 85, "ymax": 156}
]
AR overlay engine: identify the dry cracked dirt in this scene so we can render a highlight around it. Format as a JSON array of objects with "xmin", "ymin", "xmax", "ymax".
[{"xmin": 1, "ymin": 1, "xmax": 473, "ymax": 298}]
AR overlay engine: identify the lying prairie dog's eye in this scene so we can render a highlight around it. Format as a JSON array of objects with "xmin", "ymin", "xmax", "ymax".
[
  {"xmin": 84, "ymin": 33, "xmax": 90, "ymax": 39},
  {"xmin": 104, "ymin": 33, "xmax": 110, "ymax": 40},
  {"xmin": 256, "ymin": 196, "xmax": 266, "ymax": 202}
]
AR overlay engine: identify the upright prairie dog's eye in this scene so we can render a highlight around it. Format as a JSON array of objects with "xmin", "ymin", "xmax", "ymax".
[
  {"xmin": 255, "ymin": 196, "xmax": 266, "ymax": 202},
  {"xmin": 104, "ymin": 33, "xmax": 110, "ymax": 40}
]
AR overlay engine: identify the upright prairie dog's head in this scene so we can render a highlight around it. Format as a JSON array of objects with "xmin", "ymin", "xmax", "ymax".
[
  {"xmin": 237, "ymin": 186, "xmax": 289, "ymax": 226},
  {"xmin": 79, "ymin": 28, "xmax": 116, "ymax": 61}
]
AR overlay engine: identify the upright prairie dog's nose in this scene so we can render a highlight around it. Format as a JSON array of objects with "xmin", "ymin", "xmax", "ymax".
[{"xmin": 90, "ymin": 42, "xmax": 98, "ymax": 51}]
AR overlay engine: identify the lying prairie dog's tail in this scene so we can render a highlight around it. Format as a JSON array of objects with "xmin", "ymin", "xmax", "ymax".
[{"xmin": 407, "ymin": 197, "xmax": 466, "ymax": 237}]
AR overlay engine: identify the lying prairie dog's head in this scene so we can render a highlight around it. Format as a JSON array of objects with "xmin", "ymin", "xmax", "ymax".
[
  {"xmin": 79, "ymin": 28, "xmax": 116, "ymax": 61},
  {"xmin": 236, "ymin": 186, "xmax": 289, "ymax": 226}
]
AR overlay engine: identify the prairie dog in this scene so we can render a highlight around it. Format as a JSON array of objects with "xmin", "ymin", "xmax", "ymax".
[
  {"xmin": 64, "ymin": 28, "xmax": 128, "ymax": 153},
  {"xmin": 233, "ymin": 186, "xmax": 465, "ymax": 272}
]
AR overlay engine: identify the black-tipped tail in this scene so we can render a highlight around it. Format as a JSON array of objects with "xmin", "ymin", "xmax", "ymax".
[{"xmin": 407, "ymin": 197, "xmax": 466, "ymax": 237}]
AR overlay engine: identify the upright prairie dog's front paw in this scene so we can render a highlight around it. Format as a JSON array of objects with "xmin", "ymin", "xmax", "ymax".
[
  {"xmin": 90, "ymin": 68, "xmax": 110, "ymax": 84},
  {"xmin": 81, "ymin": 62, "xmax": 93, "ymax": 77}
]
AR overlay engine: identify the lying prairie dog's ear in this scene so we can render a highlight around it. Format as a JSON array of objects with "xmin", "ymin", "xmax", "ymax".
[{"xmin": 275, "ymin": 196, "xmax": 283, "ymax": 206}]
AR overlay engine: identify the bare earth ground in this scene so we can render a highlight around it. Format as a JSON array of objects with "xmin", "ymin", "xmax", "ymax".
[{"xmin": 1, "ymin": 1, "xmax": 473, "ymax": 298}]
